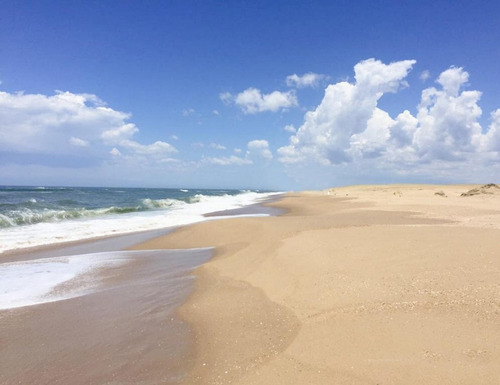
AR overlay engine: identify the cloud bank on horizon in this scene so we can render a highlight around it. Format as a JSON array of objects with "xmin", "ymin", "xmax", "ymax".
[{"xmin": 1, "ymin": 58, "xmax": 499, "ymax": 188}]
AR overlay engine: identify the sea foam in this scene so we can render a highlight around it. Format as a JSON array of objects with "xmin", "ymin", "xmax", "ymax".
[
  {"xmin": 0, "ymin": 252, "xmax": 129, "ymax": 310},
  {"xmin": 0, "ymin": 191, "xmax": 280, "ymax": 253}
]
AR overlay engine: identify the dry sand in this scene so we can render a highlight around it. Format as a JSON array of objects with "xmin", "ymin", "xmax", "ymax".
[{"xmin": 132, "ymin": 184, "xmax": 500, "ymax": 384}]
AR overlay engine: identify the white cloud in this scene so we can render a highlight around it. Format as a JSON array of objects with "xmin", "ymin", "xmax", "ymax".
[
  {"xmin": 222, "ymin": 88, "xmax": 298, "ymax": 114},
  {"xmin": 388, "ymin": 110, "xmax": 419, "ymax": 147},
  {"xmin": 286, "ymin": 72, "xmax": 328, "ymax": 88},
  {"xmin": 279, "ymin": 58, "xmax": 416, "ymax": 164},
  {"xmin": 69, "ymin": 137, "xmax": 89, "ymax": 147},
  {"xmin": 482, "ymin": 109, "xmax": 500, "ymax": 151},
  {"xmin": 0, "ymin": 89, "xmax": 179, "ymax": 167},
  {"xmin": 203, "ymin": 139, "xmax": 272, "ymax": 166},
  {"xmin": 349, "ymin": 108, "xmax": 392, "ymax": 160},
  {"xmin": 213, "ymin": 109, "xmax": 220, "ymax": 115},
  {"xmin": 219, "ymin": 92, "xmax": 232, "ymax": 105},
  {"xmin": 419, "ymin": 70, "xmax": 430, "ymax": 82},
  {"xmin": 0, "ymin": 90, "xmax": 135, "ymax": 154},
  {"xmin": 171, "ymin": 135, "xmax": 179, "ymax": 141},
  {"xmin": 284, "ymin": 124, "xmax": 296, "ymax": 133},
  {"xmin": 278, "ymin": 59, "xmax": 500, "ymax": 181},
  {"xmin": 119, "ymin": 139, "xmax": 177, "ymax": 156},
  {"xmin": 109, "ymin": 139, "xmax": 178, "ymax": 167},
  {"xmin": 247, "ymin": 139, "xmax": 273, "ymax": 160},
  {"xmin": 110, "ymin": 147, "xmax": 121, "ymax": 156},
  {"xmin": 203, "ymin": 155, "xmax": 252, "ymax": 166},
  {"xmin": 413, "ymin": 67, "xmax": 483, "ymax": 160},
  {"xmin": 101, "ymin": 123, "xmax": 138, "ymax": 145},
  {"xmin": 436, "ymin": 66, "xmax": 469, "ymax": 96}
]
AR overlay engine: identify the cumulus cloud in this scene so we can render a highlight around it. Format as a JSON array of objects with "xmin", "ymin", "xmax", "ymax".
[
  {"xmin": 436, "ymin": 66, "xmax": 469, "ymax": 96},
  {"xmin": 101, "ymin": 123, "xmax": 138, "ymax": 145},
  {"xmin": 278, "ymin": 59, "xmax": 500, "ymax": 179},
  {"xmin": 413, "ymin": 67, "xmax": 483, "ymax": 160},
  {"xmin": 279, "ymin": 58, "xmax": 416, "ymax": 164},
  {"xmin": 0, "ymin": 89, "xmax": 178, "ymax": 165},
  {"xmin": 247, "ymin": 139, "xmax": 273, "ymax": 160},
  {"xmin": 286, "ymin": 72, "xmax": 328, "ymax": 88},
  {"xmin": 221, "ymin": 88, "xmax": 298, "ymax": 114},
  {"xmin": 0, "ymin": 90, "xmax": 134, "ymax": 154},
  {"xmin": 482, "ymin": 109, "xmax": 500, "ymax": 151}
]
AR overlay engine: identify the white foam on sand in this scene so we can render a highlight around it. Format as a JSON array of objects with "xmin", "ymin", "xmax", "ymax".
[{"xmin": 0, "ymin": 252, "xmax": 129, "ymax": 310}]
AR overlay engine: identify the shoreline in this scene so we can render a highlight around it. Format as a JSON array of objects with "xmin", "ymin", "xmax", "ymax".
[
  {"xmin": 0, "ymin": 197, "xmax": 283, "ymax": 384},
  {"xmin": 2, "ymin": 184, "xmax": 499, "ymax": 384},
  {"xmin": 0, "ymin": 193, "xmax": 283, "ymax": 264},
  {"xmin": 0, "ymin": 227, "xmax": 174, "ymax": 263},
  {"xmin": 0, "ymin": 188, "xmax": 283, "ymax": 256},
  {"xmin": 132, "ymin": 183, "xmax": 500, "ymax": 384}
]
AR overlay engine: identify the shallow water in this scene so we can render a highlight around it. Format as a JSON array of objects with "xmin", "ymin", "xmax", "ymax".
[{"xmin": 0, "ymin": 248, "xmax": 212, "ymax": 384}]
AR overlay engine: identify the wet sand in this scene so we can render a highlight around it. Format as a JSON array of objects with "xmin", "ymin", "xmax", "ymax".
[
  {"xmin": 0, "ymin": 249, "xmax": 211, "ymax": 385},
  {"xmin": 132, "ymin": 184, "xmax": 500, "ymax": 384}
]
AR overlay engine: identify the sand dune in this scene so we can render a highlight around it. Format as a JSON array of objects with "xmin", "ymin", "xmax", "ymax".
[{"xmin": 461, "ymin": 183, "xmax": 500, "ymax": 197}]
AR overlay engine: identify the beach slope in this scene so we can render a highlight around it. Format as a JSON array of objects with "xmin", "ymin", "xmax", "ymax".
[{"xmin": 133, "ymin": 184, "xmax": 500, "ymax": 384}]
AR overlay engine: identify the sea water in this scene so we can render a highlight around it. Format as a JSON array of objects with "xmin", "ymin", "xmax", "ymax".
[{"xmin": 0, "ymin": 186, "xmax": 280, "ymax": 253}]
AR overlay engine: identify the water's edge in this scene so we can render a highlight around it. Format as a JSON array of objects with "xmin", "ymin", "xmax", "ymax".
[{"xmin": 0, "ymin": 197, "xmax": 284, "ymax": 384}]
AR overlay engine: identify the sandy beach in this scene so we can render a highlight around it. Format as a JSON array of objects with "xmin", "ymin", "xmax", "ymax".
[
  {"xmin": 132, "ymin": 184, "xmax": 500, "ymax": 384},
  {"xmin": 2, "ymin": 184, "xmax": 500, "ymax": 384}
]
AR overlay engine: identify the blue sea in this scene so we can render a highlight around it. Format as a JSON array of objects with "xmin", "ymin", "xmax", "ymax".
[{"xmin": 0, "ymin": 186, "xmax": 280, "ymax": 253}]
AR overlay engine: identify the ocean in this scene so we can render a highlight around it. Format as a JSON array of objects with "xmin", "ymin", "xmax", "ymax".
[
  {"xmin": 0, "ymin": 186, "xmax": 280, "ymax": 253},
  {"xmin": 0, "ymin": 185, "xmax": 281, "ymax": 306},
  {"xmin": 0, "ymin": 186, "xmax": 281, "ymax": 383}
]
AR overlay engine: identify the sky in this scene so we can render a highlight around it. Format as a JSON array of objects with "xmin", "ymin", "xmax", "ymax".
[{"xmin": 1, "ymin": 0, "xmax": 499, "ymax": 190}]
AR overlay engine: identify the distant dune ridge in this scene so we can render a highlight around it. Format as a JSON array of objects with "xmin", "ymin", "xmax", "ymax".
[{"xmin": 461, "ymin": 183, "xmax": 500, "ymax": 196}]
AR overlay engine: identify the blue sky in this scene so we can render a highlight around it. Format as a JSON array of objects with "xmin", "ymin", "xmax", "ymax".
[{"xmin": 1, "ymin": 0, "xmax": 499, "ymax": 190}]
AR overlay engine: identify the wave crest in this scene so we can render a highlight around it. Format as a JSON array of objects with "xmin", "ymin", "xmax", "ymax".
[{"xmin": 140, "ymin": 198, "xmax": 185, "ymax": 209}]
